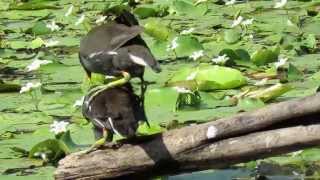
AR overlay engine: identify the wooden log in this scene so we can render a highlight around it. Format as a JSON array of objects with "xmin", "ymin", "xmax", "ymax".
[{"xmin": 55, "ymin": 93, "xmax": 320, "ymax": 179}]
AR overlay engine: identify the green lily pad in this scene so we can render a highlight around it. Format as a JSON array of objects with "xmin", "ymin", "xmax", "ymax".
[
  {"xmin": 195, "ymin": 65, "xmax": 247, "ymax": 90},
  {"xmin": 175, "ymin": 35, "xmax": 204, "ymax": 57},
  {"xmin": 224, "ymin": 29, "xmax": 241, "ymax": 44},
  {"xmin": 149, "ymin": 40, "xmax": 169, "ymax": 60},
  {"xmin": 145, "ymin": 87, "xmax": 179, "ymax": 123},
  {"xmin": 237, "ymin": 97, "xmax": 265, "ymax": 112},
  {"xmin": 287, "ymin": 63, "xmax": 303, "ymax": 82},
  {"xmin": 144, "ymin": 19, "xmax": 170, "ymax": 41},
  {"xmin": 26, "ymin": 21, "xmax": 51, "ymax": 35},
  {"xmin": 30, "ymin": 37, "xmax": 45, "ymax": 49},
  {"xmin": 251, "ymin": 46, "xmax": 280, "ymax": 66},
  {"xmin": 172, "ymin": 0, "xmax": 208, "ymax": 16},
  {"xmin": 29, "ymin": 139, "xmax": 69, "ymax": 163},
  {"xmin": 134, "ymin": 6, "xmax": 157, "ymax": 19},
  {"xmin": 169, "ymin": 65, "xmax": 247, "ymax": 91}
]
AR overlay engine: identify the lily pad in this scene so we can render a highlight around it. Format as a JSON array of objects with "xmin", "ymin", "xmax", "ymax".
[
  {"xmin": 169, "ymin": 65, "xmax": 247, "ymax": 91},
  {"xmin": 195, "ymin": 65, "xmax": 247, "ymax": 91},
  {"xmin": 175, "ymin": 35, "xmax": 204, "ymax": 57},
  {"xmin": 172, "ymin": 0, "xmax": 208, "ymax": 17},
  {"xmin": 224, "ymin": 29, "xmax": 241, "ymax": 44},
  {"xmin": 251, "ymin": 46, "xmax": 280, "ymax": 66},
  {"xmin": 144, "ymin": 19, "xmax": 171, "ymax": 41}
]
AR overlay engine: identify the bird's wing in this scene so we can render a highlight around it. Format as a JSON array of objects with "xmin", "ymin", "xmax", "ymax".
[
  {"xmin": 79, "ymin": 23, "xmax": 143, "ymax": 56},
  {"xmin": 108, "ymin": 24, "xmax": 143, "ymax": 50}
]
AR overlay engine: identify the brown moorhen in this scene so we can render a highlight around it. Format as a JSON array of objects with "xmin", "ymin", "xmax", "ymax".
[
  {"xmin": 79, "ymin": 11, "xmax": 161, "ymax": 97},
  {"xmin": 82, "ymin": 83, "xmax": 147, "ymax": 152}
]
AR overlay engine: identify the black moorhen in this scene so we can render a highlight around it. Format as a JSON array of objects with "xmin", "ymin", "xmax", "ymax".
[
  {"xmin": 79, "ymin": 11, "xmax": 161, "ymax": 98},
  {"xmin": 82, "ymin": 83, "xmax": 147, "ymax": 152}
]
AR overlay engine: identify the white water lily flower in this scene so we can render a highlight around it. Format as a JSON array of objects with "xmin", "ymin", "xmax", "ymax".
[
  {"xmin": 46, "ymin": 20, "xmax": 60, "ymax": 32},
  {"xmin": 189, "ymin": 50, "xmax": 204, "ymax": 60},
  {"xmin": 186, "ymin": 72, "xmax": 198, "ymax": 80},
  {"xmin": 212, "ymin": 54, "xmax": 229, "ymax": 65},
  {"xmin": 26, "ymin": 59, "xmax": 52, "ymax": 72},
  {"xmin": 95, "ymin": 15, "xmax": 107, "ymax": 24},
  {"xmin": 241, "ymin": 18, "xmax": 254, "ymax": 26},
  {"xmin": 65, "ymin": 5, "xmax": 74, "ymax": 17},
  {"xmin": 44, "ymin": 39, "xmax": 60, "ymax": 47},
  {"xmin": 225, "ymin": 0, "xmax": 236, "ymax": 5},
  {"xmin": 73, "ymin": 96, "xmax": 85, "ymax": 107},
  {"xmin": 50, "ymin": 121, "xmax": 69, "ymax": 135},
  {"xmin": 180, "ymin": 28, "xmax": 195, "ymax": 35},
  {"xmin": 254, "ymin": 78, "xmax": 268, "ymax": 86},
  {"xmin": 173, "ymin": 86, "xmax": 192, "ymax": 93},
  {"xmin": 274, "ymin": 0, "xmax": 287, "ymax": 8},
  {"xmin": 231, "ymin": 16, "xmax": 243, "ymax": 28},
  {"xmin": 20, "ymin": 82, "xmax": 41, "ymax": 93},
  {"xmin": 274, "ymin": 57, "xmax": 288, "ymax": 69},
  {"xmin": 75, "ymin": 14, "xmax": 85, "ymax": 26},
  {"xmin": 166, "ymin": 37, "xmax": 179, "ymax": 51}
]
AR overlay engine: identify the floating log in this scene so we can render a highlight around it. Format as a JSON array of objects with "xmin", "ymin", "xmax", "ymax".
[{"xmin": 55, "ymin": 93, "xmax": 320, "ymax": 179}]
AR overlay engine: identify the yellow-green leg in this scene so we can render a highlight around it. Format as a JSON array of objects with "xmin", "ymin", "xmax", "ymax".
[
  {"xmin": 87, "ymin": 71, "xmax": 131, "ymax": 103},
  {"xmin": 84, "ymin": 128, "xmax": 113, "ymax": 154}
]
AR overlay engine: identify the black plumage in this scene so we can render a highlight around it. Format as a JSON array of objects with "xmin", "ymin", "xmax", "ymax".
[
  {"xmin": 79, "ymin": 11, "xmax": 161, "ymax": 80},
  {"xmin": 82, "ymin": 83, "xmax": 147, "ymax": 141}
]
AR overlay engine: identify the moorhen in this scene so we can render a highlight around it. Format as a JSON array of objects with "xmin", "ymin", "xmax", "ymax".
[
  {"xmin": 82, "ymin": 83, "xmax": 147, "ymax": 152},
  {"xmin": 79, "ymin": 11, "xmax": 161, "ymax": 98}
]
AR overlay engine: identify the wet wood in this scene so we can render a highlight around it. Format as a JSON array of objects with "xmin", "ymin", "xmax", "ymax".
[{"xmin": 55, "ymin": 93, "xmax": 320, "ymax": 179}]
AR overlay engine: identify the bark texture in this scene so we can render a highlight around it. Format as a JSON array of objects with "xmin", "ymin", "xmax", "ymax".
[{"xmin": 55, "ymin": 93, "xmax": 320, "ymax": 180}]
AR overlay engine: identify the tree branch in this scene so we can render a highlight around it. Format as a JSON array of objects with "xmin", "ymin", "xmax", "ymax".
[{"xmin": 55, "ymin": 93, "xmax": 320, "ymax": 179}]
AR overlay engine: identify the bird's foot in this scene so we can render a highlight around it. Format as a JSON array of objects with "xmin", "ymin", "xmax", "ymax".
[
  {"xmin": 83, "ymin": 137, "xmax": 107, "ymax": 154},
  {"xmin": 82, "ymin": 141, "xmax": 122, "ymax": 155},
  {"xmin": 101, "ymin": 141, "xmax": 123, "ymax": 149}
]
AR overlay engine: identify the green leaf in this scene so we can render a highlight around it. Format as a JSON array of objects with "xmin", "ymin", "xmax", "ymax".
[
  {"xmin": 137, "ymin": 122, "xmax": 164, "ymax": 135},
  {"xmin": 134, "ymin": 7, "xmax": 157, "ymax": 19},
  {"xmin": 195, "ymin": 65, "xmax": 247, "ymax": 90},
  {"xmin": 30, "ymin": 37, "xmax": 45, "ymax": 49},
  {"xmin": 234, "ymin": 49, "xmax": 251, "ymax": 61},
  {"xmin": 169, "ymin": 65, "xmax": 247, "ymax": 91},
  {"xmin": 145, "ymin": 87, "xmax": 179, "ymax": 121},
  {"xmin": 224, "ymin": 29, "xmax": 241, "ymax": 44},
  {"xmin": 26, "ymin": 21, "xmax": 51, "ymax": 35},
  {"xmin": 251, "ymin": 46, "xmax": 279, "ymax": 66},
  {"xmin": 247, "ymin": 83, "xmax": 292, "ymax": 102},
  {"xmin": 144, "ymin": 20, "xmax": 170, "ymax": 41},
  {"xmin": 237, "ymin": 98, "xmax": 265, "ymax": 112},
  {"xmin": 149, "ymin": 40, "xmax": 169, "ymax": 60},
  {"xmin": 172, "ymin": 0, "xmax": 208, "ymax": 16},
  {"xmin": 176, "ymin": 91, "xmax": 201, "ymax": 110},
  {"xmin": 175, "ymin": 35, "xmax": 203, "ymax": 57},
  {"xmin": 287, "ymin": 63, "xmax": 303, "ymax": 82},
  {"xmin": 219, "ymin": 49, "xmax": 238, "ymax": 60},
  {"xmin": 9, "ymin": 1, "xmax": 60, "ymax": 10},
  {"xmin": 304, "ymin": 34, "xmax": 317, "ymax": 49},
  {"xmin": 29, "ymin": 139, "xmax": 68, "ymax": 163},
  {"xmin": 300, "ymin": 148, "xmax": 320, "ymax": 161}
]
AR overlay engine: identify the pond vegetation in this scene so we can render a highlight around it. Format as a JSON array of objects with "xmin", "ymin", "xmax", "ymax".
[{"xmin": 0, "ymin": 0, "xmax": 320, "ymax": 179}]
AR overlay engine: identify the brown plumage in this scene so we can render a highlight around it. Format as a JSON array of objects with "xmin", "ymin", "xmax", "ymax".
[
  {"xmin": 79, "ymin": 11, "xmax": 161, "ymax": 79},
  {"xmin": 82, "ymin": 83, "xmax": 147, "ymax": 141}
]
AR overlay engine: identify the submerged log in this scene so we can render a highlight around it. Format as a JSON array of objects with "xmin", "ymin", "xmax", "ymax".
[{"xmin": 55, "ymin": 93, "xmax": 320, "ymax": 179}]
